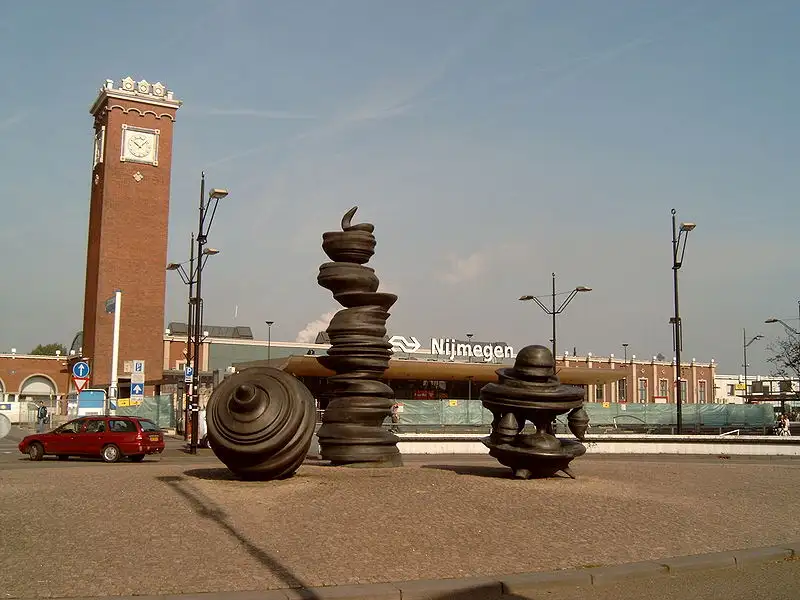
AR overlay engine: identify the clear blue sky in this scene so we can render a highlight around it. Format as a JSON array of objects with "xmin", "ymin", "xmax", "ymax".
[{"xmin": 0, "ymin": 0, "xmax": 798, "ymax": 375}]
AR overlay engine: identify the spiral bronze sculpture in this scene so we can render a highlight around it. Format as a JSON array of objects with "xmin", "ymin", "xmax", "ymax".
[
  {"xmin": 205, "ymin": 367, "xmax": 316, "ymax": 480},
  {"xmin": 315, "ymin": 206, "xmax": 402, "ymax": 467},
  {"xmin": 481, "ymin": 345, "xmax": 590, "ymax": 479}
]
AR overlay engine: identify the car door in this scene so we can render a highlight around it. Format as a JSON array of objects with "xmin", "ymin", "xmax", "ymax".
[
  {"xmin": 56, "ymin": 419, "xmax": 86, "ymax": 456},
  {"xmin": 48, "ymin": 419, "xmax": 86, "ymax": 454},
  {"xmin": 76, "ymin": 418, "xmax": 108, "ymax": 456}
]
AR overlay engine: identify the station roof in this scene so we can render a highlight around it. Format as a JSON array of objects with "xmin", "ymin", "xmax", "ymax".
[{"xmin": 233, "ymin": 355, "xmax": 625, "ymax": 385}]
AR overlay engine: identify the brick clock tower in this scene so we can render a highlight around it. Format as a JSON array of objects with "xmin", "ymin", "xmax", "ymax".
[{"xmin": 81, "ymin": 77, "xmax": 182, "ymax": 396}]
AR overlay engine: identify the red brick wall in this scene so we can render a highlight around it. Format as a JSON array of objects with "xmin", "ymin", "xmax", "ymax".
[
  {"xmin": 82, "ymin": 96, "xmax": 178, "ymax": 388},
  {"xmin": 0, "ymin": 356, "xmax": 70, "ymax": 396}
]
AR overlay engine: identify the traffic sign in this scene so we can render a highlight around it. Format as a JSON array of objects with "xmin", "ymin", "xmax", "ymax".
[
  {"xmin": 72, "ymin": 361, "xmax": 91, "ymax": 378},
  {"xmin": 131, "ymin": 383, "xmax": 144, "ymax": 397},
  {"xmin": 132, "ymin": 360, "xmax": 145, "ymax": 374},
  {"xmin": 184, "ymin": 366, "xmax": 194, "ymax": 383},
  {"xmin": 72, "ymin": 376, "xmax": 89, "ymax": 393}
]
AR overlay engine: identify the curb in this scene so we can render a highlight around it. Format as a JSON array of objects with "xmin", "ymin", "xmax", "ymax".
[{"xmin": 63, "ymin": 541, "xmax": 799, "ymax": 600}]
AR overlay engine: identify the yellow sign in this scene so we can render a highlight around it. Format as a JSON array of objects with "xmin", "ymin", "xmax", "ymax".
[
  {"xmin": 602, "ymin": 402, "xmax": 610, "ymax": 408},
  {"xmin": 449, "ymin": 399, "xmax": 458, "ymax": 407},
  {"xmin": 117, "ymin": 398, "xmax": 130, "ymax": 407},
  {"xmin": 735, "ymin": 383, "xmax": 746, "ymax": 391}
]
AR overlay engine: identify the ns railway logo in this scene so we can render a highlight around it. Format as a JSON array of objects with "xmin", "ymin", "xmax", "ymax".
[{"xmin": 388, "ymin": 335, "xmax": 515, "ymax": 363}]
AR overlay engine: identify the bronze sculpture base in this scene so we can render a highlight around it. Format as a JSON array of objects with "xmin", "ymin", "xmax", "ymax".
[{"xmin": 482, "ymin": 437, "xmax": 586, "ymax": 479}]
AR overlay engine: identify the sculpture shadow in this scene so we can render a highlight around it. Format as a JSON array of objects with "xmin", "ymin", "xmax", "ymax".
[
  {"xmin": 422, "ymin": 464, "xmax": 572, "ymax": 479},
  {"xmin": 425, "ymin": 587, "xmax": 528, "ymax": 600},
  {"xmin": 155, "ymin": 475, "xmax": 320, "ymax": 599},
  {"xmin": 182, "ymin": 467, "xmax": 250, "ymax": 481}
]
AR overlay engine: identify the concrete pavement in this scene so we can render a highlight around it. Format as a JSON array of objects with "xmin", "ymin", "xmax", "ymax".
[{"xmin": 1, "ymin": 449, "xmax": 799, "ymax": 599}]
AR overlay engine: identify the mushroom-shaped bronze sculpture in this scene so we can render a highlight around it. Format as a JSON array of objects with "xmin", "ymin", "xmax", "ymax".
[{"xmin": 481, "ymin": 345, "xmax": 589, "ymax": 479}]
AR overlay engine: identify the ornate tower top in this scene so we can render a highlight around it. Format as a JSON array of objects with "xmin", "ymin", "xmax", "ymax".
[{"xmin": 90, "ymin": 76, "xmax": 182, "ymax": 116}]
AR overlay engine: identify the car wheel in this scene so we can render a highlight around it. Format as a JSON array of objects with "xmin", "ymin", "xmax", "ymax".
[
  {"xmin": 130, "ymin": 454, "xmax": 145, "ymax": 462},
  {"xmin": 101, "ymin": 444, "xmax": 121, "ymax": 463},
  {"xmin": 28, "ymin": 442, "xmax": 44, "ymax": 461},
  {"xmin": 57, "ymin": 455, "xmax": 69, "ymax": 461}
]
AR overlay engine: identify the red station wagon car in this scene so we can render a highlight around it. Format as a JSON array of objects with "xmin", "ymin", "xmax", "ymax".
[{"xmin": 18, "ymin": 416, "xmax": 165, "ymax": 463}]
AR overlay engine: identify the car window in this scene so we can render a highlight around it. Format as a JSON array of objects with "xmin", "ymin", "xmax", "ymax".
[
  {"xmin": 138, "ymin": 420, "xmax": 158, "ymax": 432},
  {"xmin": 57, "ymin": 420, "xmax": 85, "ymax": 434},
  {"xmin": 108, "ymin": 419, "xmax": 136, "ymax": 433},
  {"xmin": 84, "ymin": 419, "xmax": 106, "ymax": 433}
]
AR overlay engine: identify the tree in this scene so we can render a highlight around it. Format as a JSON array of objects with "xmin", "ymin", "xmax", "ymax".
[
  {"xmin": 766, "ymin": 336, "xmax": 800, "ymax": 380},
  {"xmin": 30, "ymin": 343, "xmax": 68, "ymax": 356}
]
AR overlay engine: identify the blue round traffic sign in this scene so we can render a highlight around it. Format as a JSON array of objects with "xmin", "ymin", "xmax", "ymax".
[{"xmin": 72, "ymin": 361, "xmax": 91, "ymax": 378}]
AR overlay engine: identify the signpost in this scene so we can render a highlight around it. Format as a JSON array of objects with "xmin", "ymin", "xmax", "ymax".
[
  {"xmin": 184, "ymin": 366, "xmax": 194, "ymax": 383},
  {"xmin": 73, "ymin": 377, "xmax": 89, "ymax": 393},
  {"xmin": 72, "ymin": 361, "xmax": 90, "ymax": 378},
  {"xmin": 130, "ymin": 382, "xmax": 144, "ymax": 404},
  {"xmin": 130, "ymin": 360, "xmax": 145, "ymax": 406},
  {"xmin": 72, "ymin": 361, "xmax": 91, "ymax": 395}
]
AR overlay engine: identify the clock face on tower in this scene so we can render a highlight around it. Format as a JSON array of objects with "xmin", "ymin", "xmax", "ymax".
[{"xmin": 120, "ymin": 125, "xmax": 159, "ymax": 166}]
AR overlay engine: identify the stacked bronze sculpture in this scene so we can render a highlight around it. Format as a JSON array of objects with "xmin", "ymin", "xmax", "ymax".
[
  {"xmin": 205, "ymin": 367, "xmax": 316, "ymax": 480},
  {"xmin": 481, "ymin": 345, "xmax": 590, "ymax": 479},
  {"xmin": 315, "ymin": 207, "xmax": 403, "ymax": 467}
]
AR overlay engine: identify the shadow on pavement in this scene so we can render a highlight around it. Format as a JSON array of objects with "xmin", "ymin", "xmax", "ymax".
[
  {"xmin": 182, "ymin": 467, "xmax": 242, "ymax": 480},
  {"xmin": 156, "ymin": 475, "xmax": 320, "ymax": 599},
  {"xmin": 421, "ymin": 463, "xmax": 514, "ymax": 478},
  {"xmin": 425, "ymin": 585, "xmax": 528, "ymax": 599},
  {"xmin": 422, "ymin": 463, "xmax": 573, "ymax": 479}
]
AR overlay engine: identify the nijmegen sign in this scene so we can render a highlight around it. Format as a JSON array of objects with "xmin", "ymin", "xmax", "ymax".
[
  {"xmin": 431, "ymin": 338, "xmax": 514, "ymax": 362},
  {"xmin": 389, "ymin": 335, "xmax": 514, "ymax": 362}
]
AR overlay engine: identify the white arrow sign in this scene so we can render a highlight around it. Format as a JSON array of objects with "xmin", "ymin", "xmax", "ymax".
[{"xmin": 389, "ymin": 335, "xmax": 421, "ymax": 353}]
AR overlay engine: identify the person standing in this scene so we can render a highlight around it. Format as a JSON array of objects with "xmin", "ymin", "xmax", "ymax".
[{"xmin": 36, "ymin": 401, "xmax": 48, "ymax": 433}]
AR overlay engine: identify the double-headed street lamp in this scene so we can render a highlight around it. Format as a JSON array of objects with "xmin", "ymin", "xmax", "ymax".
[
  {"xmin": 167, "ymin": 172, "xmax": 229, "ymax": 454},
  {"xmin": 670, "ymin": 208, "xmax": 696, "ymax": 434},
  {"xmin": 167, "ymin": 243, "xmax": 219, "ymax": 440},
  {"xmin": 519, "ymin": 272, "xmax": 592, "ymax": 360},
  {"xmin": 742, "ymin": 329, "xmax": 764, "ymax": 403}
]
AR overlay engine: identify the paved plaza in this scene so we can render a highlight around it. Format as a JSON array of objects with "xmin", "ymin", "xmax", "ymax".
[{"xmin": 1, "ymin": 434, "xmax": 799, "ymax": 598}]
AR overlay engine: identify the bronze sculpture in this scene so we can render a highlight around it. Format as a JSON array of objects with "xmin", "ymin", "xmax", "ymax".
[
  {"xmin": 481, "ymin": 345, "xmax": 589, "ymax": 478},
  {"xmin": 315, "ymin": 207, "xmax": 403, "ymax": 467},
  {"xmin": 205, "ymin": 367, "xmax": 316, "ymax": 480}
]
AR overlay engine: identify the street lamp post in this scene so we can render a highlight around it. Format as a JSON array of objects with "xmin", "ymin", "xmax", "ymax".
[
  {"xmin": 742, "ymin": 329, "xmax": 764, "ymax": 403},
  {"xmin": 671, "ymin": 208, "xmax": 696, "ymax": 434},
  {"xmin": 466, "ymin": 333, "xmax": 473, "ymax": 363},
  {"xmin": 167, "ymin": 244, "xmax": 220, "ymax": 442},
  {"xmin": 519, "ymin": 272, "xmax": 592, "ymax": 360},
  {"xmin": 182, "ymin": 232, "xmax": 195, "ymax": 440},
  {"xmin": 265, "ymin": 321, "xmax": 274, "ymax": 362},
  {"xmin": 188, "ymin": 174, "xmax": 229, "ymax": 454},
  {"xmin": 622, "ymin": 343, "xmax": 629, "ymax": 362}
]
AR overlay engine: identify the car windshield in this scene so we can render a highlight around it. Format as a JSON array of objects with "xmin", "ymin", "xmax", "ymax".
[{"xmin": 138, "ymin": 419, "xmax": 159, "ymax": 432}]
